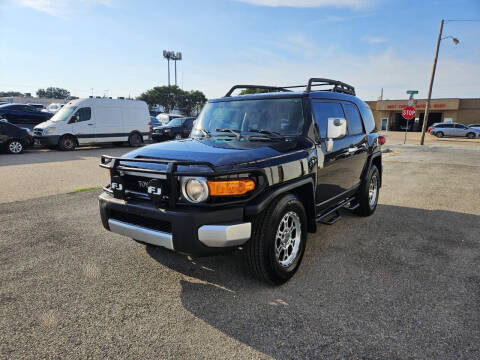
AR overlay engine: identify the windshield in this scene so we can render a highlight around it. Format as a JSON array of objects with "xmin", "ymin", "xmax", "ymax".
[
  {"xmin": 49, "ymin": 106, "xmax": 77, "ymax": 122},
  {"xmin": 167, "ymin": 118, "xmax": 184, "ymax": 126},
  {"xmin": 192, "ymin": 98, "xmax": 304, "ymax": 138}
]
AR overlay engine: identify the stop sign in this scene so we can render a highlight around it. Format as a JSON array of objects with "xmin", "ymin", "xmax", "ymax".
[{"xmin": 402, "ymin": 106, "xmax": 416, "ymax": 120}]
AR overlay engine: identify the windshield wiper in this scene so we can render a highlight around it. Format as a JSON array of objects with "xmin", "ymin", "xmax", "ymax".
[
  {"xmin": 215, "ymin": 128, "xmax": 241, "ymax": 140},
  {"xmin": 248, "ymin": 129, "xmax": 284, "ymax": 138}
]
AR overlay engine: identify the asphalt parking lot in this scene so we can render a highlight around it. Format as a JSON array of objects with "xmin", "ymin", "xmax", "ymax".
[{"xmin": 1, "ymin": 141, "xmax": 479, "ymax": 359}]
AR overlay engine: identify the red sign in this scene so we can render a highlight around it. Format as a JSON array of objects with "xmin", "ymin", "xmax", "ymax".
[{"xmin": 402, "ymin": 106, "xmax": 416, "ymax": 120}]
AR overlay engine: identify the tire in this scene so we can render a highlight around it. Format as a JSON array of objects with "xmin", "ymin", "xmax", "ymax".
[
  {"xmin": 435, "ymin": 132, "xmax": 444, "ymax": 138},
  {"xmin": 355, "ymin": 164, "xmax": 380, "ymax": 217},
  {"xmin": 128, "ymin": 132, "xmax": 143, "ymax": 147},
  {"xmin": 245, "ymin": 193, "xmax": 308, "ymax": 285},
  {"xmin": 174, "ymin": 134, "xmax": 182, "ymax": 140},
  {"xmin": 7, "ymin": 139, "xmax": 23, "ymax": 154},
  {"xmin": 466, "ymin": 132, "xmax": 475, "ymax": 139},
  {"xmin": 58, "ymin": 135, "xmax": 76, "ymax": 151}
]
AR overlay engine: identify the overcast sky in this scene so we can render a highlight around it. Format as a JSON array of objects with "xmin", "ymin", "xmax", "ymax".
[{"xmin": 0, "ymin": 0, "xmax": 479, "ymax": 101}]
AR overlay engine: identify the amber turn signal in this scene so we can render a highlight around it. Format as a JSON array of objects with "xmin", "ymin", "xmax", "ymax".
[{"xmin": 207, "ymin": 179, "xmax": 255, "ymax": 196}]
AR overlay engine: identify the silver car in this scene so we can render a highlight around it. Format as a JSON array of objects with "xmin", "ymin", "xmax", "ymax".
[{"xmin": 429, "ymin": 122, "xmax": 480, "ymax": 139}]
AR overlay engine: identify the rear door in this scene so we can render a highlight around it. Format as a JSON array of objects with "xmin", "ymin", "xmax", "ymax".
[
  {"xmin": 443, "ymin": 123, "xmax": 455, "ymax": 136},
  {"xmin": 340, "ymin": 101, "xmax": 369, "ymax": 188},
  {"xmin": 70, "ymin": 107, "xmax": 95, "ymax": 144}
]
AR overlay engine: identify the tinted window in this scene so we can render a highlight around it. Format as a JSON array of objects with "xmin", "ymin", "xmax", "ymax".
[
  {"xmin": 311, "ymin": 101, "xmax": 344, "ymax": 138},
  {"xmin": 185, "ymin": 119, "xmax": 194, "ymax": 129},
  {"xmin": 455, "ymin": 124, "xmax": 467, "ymax": 129},
  {"xmin": 71, "ymin": 107, "xmax": 91, "ymax": 123},
  {"xmin": 342, "ymin": 103, "xmax": 364, "ymax": 135},
  {"xmin": 444, "ymin": 124, "xmax": 454, "ymax": 128},
  {"xmin": 434, "ymin": 124, "xmax": 444, "ymax": 128}
]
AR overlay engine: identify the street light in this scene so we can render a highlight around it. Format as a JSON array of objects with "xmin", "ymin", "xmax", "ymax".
[
  {"xmin": 420, "ymin": 20, "xmax": 460, "ymax": 145},
  {"xmin": 163, "ymin": 50, "xmax": 182, "ymax": 87}
]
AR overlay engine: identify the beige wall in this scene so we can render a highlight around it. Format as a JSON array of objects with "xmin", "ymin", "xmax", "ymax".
[{"xmin": 366, "ymin": 98, "xmax": 480, "ymax": 129}]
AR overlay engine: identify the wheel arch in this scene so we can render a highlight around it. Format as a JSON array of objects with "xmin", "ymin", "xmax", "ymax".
[
  {"xmin": 362, "ymin": 151, "xmax": 382, "ymax": 188},
  {"xmin": 245, "ymin": 176, "xmax": 317, "ymax": 233}
]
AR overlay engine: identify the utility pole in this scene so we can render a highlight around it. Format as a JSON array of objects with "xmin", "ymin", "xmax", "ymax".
[{"xmin": 420, "ymin": 19, "xmax": 444, "ymax": 145}]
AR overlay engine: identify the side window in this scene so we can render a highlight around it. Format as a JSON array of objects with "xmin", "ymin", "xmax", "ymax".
[
  {"xmin": 342, "ymin": 103, "xmax": 364, "ymax": 135},
  {"xmin": 444, "ymin": 124, "xmax": 454, "ymax": 128},
  {"xmin": 75, "ymin": 107, "xmax": 91, "ymax": 122},
  {"xmin": 311, "ymin": 101, "xmax": 345, "ymax": 138},
  {"xmin": 185, "ymin": 119, "xmax": 193, "ymax": 129}
]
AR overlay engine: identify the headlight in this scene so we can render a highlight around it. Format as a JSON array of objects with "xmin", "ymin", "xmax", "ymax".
[
  {"xmin": 43, "ymin": 127, "xmax": 56, "ymax": 134},
  {"xmin": 181, "ymin": 177, "xmax": 209, "ymax": 203}
]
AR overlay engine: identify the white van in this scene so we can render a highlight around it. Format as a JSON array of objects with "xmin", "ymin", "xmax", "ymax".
[{"xmin": 33, "ymin": 98, "xmax": 150, "ymax": 150}]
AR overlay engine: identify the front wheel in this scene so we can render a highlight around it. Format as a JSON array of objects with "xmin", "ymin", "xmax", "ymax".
[
  {"xmin": 7, "ymin": 139, "xmax": 24, "ymax": 154},
  {"xmin": 58, "ymin": 135, "xmax": 76, "ymax": 151},
  {"xmin": 245, "ymin": 193, "xmax": 307, "ymax": 285},
  {"xmin": 355, "ymin": 164, "xmax": 380, "ymax": 217},
  {"xmin": 466, "ymin": 132, "xmax": 475, "ymax": 139}
]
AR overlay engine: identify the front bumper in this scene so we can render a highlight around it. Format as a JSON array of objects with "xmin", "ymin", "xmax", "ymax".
[
  {"xmin": 151, "ymin": 133, "xmax": 171, "ymax": 142},
  {"xmin": 34, "ymin": 135, "xmax": 60, "ymax": 146},
  {"xmin": 99, "ymin": 192, "xmax": 251, "ymax": 256}
]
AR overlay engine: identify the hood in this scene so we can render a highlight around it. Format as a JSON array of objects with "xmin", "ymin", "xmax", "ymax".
[
  {"xmin": 123, "ymin": 137, "xmax": 305, "ymax": 168},
  {"xmin": 33, "ymin": 120, "xmax": 55, "ymax": 129}
]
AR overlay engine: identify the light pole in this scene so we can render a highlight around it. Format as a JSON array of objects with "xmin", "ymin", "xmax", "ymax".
[
  {"xmin": 420, "ymin": 19, "xmax": 460, "ymax": 145},
  {"xmin": 163, "ymin": 51, "xmax": 182, "ymax": 87}
]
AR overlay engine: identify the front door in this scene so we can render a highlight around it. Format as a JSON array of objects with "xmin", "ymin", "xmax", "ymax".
[{"xmin": 70, "ymin": 107, "xmax": 95, "ymax": 144}]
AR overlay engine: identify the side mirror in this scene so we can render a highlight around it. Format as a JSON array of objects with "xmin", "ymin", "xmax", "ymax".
[{"xmin": 326, "ymin": 118, "xmax": 347, "ymax": 152}]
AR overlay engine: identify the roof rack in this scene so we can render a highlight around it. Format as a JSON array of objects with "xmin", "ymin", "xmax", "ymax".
[
  {"xmin": 225, "ymin": 85, "xmax": 291, "ymax": 97},
  {"xmin": 224, "ymin": 78, "xmax": 355, "ymax": 97}
]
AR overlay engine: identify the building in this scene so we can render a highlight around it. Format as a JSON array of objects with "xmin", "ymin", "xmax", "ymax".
[
  {"xmin": 0, "ymin": 96, "xmax": 68, "ymax": 107},
  {"xmin": 366, "ymin": 98, "xmax": 480, "ymax": 131}
]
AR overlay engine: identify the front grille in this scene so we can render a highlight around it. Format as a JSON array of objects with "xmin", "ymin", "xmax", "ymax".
[
  {"xmin": 121, "ymin": 174, "xmax": 169, "ymax": 195},
  {"xmin": 109, "ymin": 210, "xmax": 172, "ymax": 233},
  {"xmin": 33, "ymin": 128, "xmax": 43, "ymax": 136}
]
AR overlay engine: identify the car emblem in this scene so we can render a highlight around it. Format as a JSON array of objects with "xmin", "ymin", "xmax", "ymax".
[{"xmin": 138, "ymin": 180, "xmax": 149, "ymax": 189}]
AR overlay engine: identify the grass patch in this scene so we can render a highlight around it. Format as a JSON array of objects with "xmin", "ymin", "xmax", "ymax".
[{"xmin": 69, "ymin": 186, "xmax": 102, "ymax": 194}]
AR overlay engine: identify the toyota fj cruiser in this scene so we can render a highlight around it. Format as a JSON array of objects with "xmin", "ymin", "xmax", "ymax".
[{"xmin": 99, "ymin": 78, "xmax": 384, "ymax": 284}]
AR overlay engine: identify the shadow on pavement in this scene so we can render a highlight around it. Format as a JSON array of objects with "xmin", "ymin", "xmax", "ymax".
[{"xmin": 146, "ymin": 204, "xmax": 480, "ymax": 358}]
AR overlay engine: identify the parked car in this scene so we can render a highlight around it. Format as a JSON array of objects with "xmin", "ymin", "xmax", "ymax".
[
  {"xmin": 429, "ymin": 122, "xmax": 480, "ymax": 139},
  {"xmin": 155, "ymin": 113, "xmax": 184, "ymax": 126},
  {"xmin": 44, "ymin": 103, "xmax": 64, "ymax": 113},
  {"xmin": 0, "ymin": 119, "xmax": 33, "ymax": 154},
  {"xmin": 152, "ymin": 117, "xmax": 195, "ymax": 142},
  {"xmin": 0, "ymin": 103, "xmax": 53, "ymax": 129},
  {"xmin": 469, "ymin": 124, "xmax": 480, "ymax": 129},
  {"xmin": 98, "ymin": 77, "xmax": 384, "ymax": 284},
  {"xmin": 33, "ymin": 98, "xmax": 150, "ymax": 151},
  {"xmin": 27, "ymin": 103, "xmax": 46, "ymax": 110}
]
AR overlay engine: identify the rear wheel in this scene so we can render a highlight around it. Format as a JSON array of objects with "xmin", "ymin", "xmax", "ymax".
[
  {"xmin": 128, "ymin": 132, "xmax": 143, "ymax": 147},
  {"xmin": 466, "ymin": 132, "xmax": 475, "ymax": 139},
  {"xmin": 355, "ymin": 165, "xmax": 380, "ymax": 217},
  {"xmin": 245, "ymin": 193, "xmax": 307, "ymax": 285},
  {"xmin": 7, "ymin": 140, "xmax": 23, "ymax": 154},
  {"xmin": 58, "ymin": 135, "xmax": 76, "ymax": 151},
  {"xmin": 435, "ymin": 131, "xmax": 444, "ymax": 138}
]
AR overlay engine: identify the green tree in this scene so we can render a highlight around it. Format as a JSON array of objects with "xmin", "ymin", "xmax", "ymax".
[
  {"xmin": 36, "ymin": 87, "xmax": 71, "ymax": 99},
  {"xmin": 137, "ymin": 86, "xmax": 207, "ymax": 116},
  {"xmin": 0, "ymin": 91, "xmax": 23, "ymax": 97},
  {"xmin": 238, "ymin": 88, "xmax": 280, "ymax": 96}
]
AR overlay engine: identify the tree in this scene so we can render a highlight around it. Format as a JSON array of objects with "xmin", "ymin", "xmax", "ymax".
[
  {"xmin": 238, "ymin": 88, "xmax": 280, "ymax": 96},
  {"xmin": 0, "ymin": 91, "xmax": 23, "ymax": 97},
  {"xmin": 36, "ymin": 87, "xmax": 71, "ymax": 99},
  {"xmin": 137, "ymin": 86, "xmax": 207, "ymax": 116}
]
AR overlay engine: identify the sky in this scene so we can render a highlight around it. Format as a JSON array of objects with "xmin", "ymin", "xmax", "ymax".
[{"xmin": 0, "ymin": 0, "xmax": 479, "ymax": 101}]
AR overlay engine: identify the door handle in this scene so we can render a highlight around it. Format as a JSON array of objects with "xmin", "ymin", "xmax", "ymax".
[
  {"xmin": 87, "ymin": 123, "xmax": 94, "ymax": 126},
  {"xmin": 348, "ymin": 147, "xmax": 358, "ymax": 153}
]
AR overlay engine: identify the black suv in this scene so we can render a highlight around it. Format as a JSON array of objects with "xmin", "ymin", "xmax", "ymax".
[
  {"xmin": 99, "ymin": 78, "xmax": 384, "ymax": 284},
  {"xmin": 0, "ymin": 103, "xmax": 53, "ymax": 129},
  {"xmin": 152, "ymin": 117, "xmax": 196, "ymax": 142}
]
